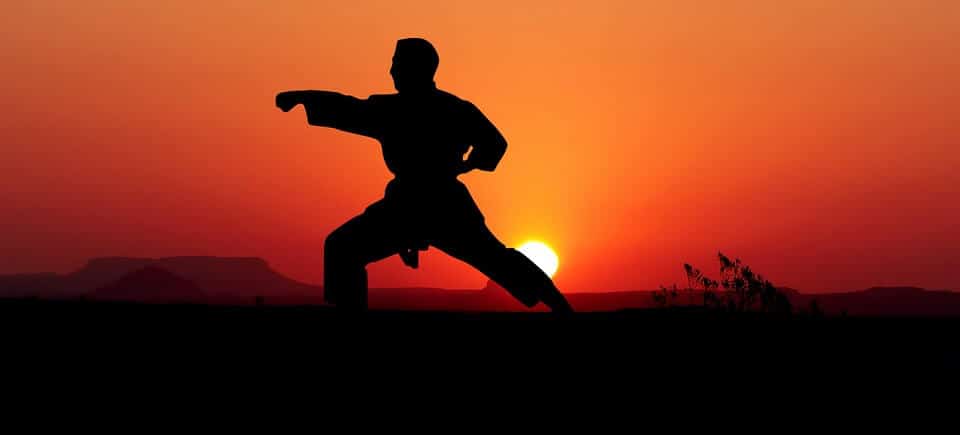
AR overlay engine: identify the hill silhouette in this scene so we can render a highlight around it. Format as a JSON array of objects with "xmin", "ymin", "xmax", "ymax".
[
  {"xmin": 792, "ymin": 287, "xmax": 960, "ymax": 317},
  {"xmin": 93, "ymin": 266, "xmax": 205, "ymax": 303},
  {"xmin": 66, "ymin": 257, "xmax": 158, "ymax": 291},
  {"xmin": 0, "ymin": 273, "xmax": 68, "ymax": 299}
]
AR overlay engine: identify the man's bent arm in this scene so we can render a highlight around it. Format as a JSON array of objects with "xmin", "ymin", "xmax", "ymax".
[
  {"xmin": 464, "ymin": 103, "xmax": 508, "ymax": 172},
  {"xmin": 276, "ymin": 90, "xmax": 379, "ymax": 138}
]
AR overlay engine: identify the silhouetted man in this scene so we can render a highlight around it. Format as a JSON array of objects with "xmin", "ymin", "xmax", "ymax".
[{"xmin": 276, "ymin": 38, "xmax": 572, "ymax": 313}]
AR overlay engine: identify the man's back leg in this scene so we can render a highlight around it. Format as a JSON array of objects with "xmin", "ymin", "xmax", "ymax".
[{"xmin": 432, "ymin": 222, "xmax": 573, "ymax": 313}]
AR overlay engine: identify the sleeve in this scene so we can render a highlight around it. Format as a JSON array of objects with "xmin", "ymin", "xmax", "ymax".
[
  {"xmin": 463, "ymin": 102, "xmax": 508, "ymax": 172},
  {"xmin": 300, "ymin": 91, "xmax": 381, "ymax": 139}
]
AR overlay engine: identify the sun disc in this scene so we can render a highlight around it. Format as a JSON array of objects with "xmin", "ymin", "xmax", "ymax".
[{"xmin": 517, "ymin": 241, "xmax": 559, "ymax": 278}]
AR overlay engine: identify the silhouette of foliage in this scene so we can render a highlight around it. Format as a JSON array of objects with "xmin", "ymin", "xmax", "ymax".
[
  {"xmin": 652, "ymin": 284, "xmax": 680, "ymax": 306},
  {"xmin": 655, "ymin": 252, "xmax": 792, "ymax": 315}
]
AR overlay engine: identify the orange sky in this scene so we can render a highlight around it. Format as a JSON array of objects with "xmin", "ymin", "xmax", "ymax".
[{"xmin": 2, "ymin": 1, "xmax": 958, "ymax": 292}]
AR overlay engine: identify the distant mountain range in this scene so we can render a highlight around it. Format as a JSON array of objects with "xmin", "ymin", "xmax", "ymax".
[
  {"xmin": 0, "ymin": 256, "xmax": 322, "ymax": 305},
  {"xmin": 1, "ymin": 256, "xmax": 958, "ymax": 316}
]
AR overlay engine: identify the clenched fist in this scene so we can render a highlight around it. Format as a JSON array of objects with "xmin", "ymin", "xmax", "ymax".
[{"xmin": 275, "ymin": 91, "xmax": 301, "ymax": 112}]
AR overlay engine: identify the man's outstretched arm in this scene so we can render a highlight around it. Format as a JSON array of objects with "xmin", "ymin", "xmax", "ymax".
[
  {"xmin": 463, "ymin": 103, "xmax": 508, "ymax": 172},
  {"xmin": 276, "ymin": 90, "xmax": 379, "ymax": 138}
]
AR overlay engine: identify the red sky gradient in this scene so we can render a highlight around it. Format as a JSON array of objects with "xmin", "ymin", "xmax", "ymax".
[{"xmin": 2, "ymin": 1, "xmax": 958, "ymax": 292}]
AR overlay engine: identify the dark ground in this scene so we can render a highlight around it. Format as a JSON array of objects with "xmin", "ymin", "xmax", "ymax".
[{"xmin": 3, "ymin": 298, "xmax": 958, "ymax": 379}]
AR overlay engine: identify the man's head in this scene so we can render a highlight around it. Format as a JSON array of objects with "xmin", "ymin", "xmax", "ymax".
[{"xmin": 390, "ymin": 38, "xmax": 439, "ymax": 93}]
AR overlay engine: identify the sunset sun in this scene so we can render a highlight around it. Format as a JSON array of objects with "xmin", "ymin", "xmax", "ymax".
[{"xmin": 517, "ymin": 241, "xmax": 559, "ymax": 278}]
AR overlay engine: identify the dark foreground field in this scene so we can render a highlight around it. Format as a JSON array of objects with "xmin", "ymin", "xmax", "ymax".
[{"xmin": 3, "ymin": 298, "xmax": 958, "ymax": 379}]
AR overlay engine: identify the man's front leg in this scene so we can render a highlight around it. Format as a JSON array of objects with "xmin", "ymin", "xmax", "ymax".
[
  {"xmin": 323, "ymin": 252, "xmax": 368, "ymax": 311},
  {"xmin": 324, "ymin": 218, "xmax": 373, "ymax": 311},
  {"xmin": 322, "ymin": 203, "xmax": 406, "ymax": 312}
]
